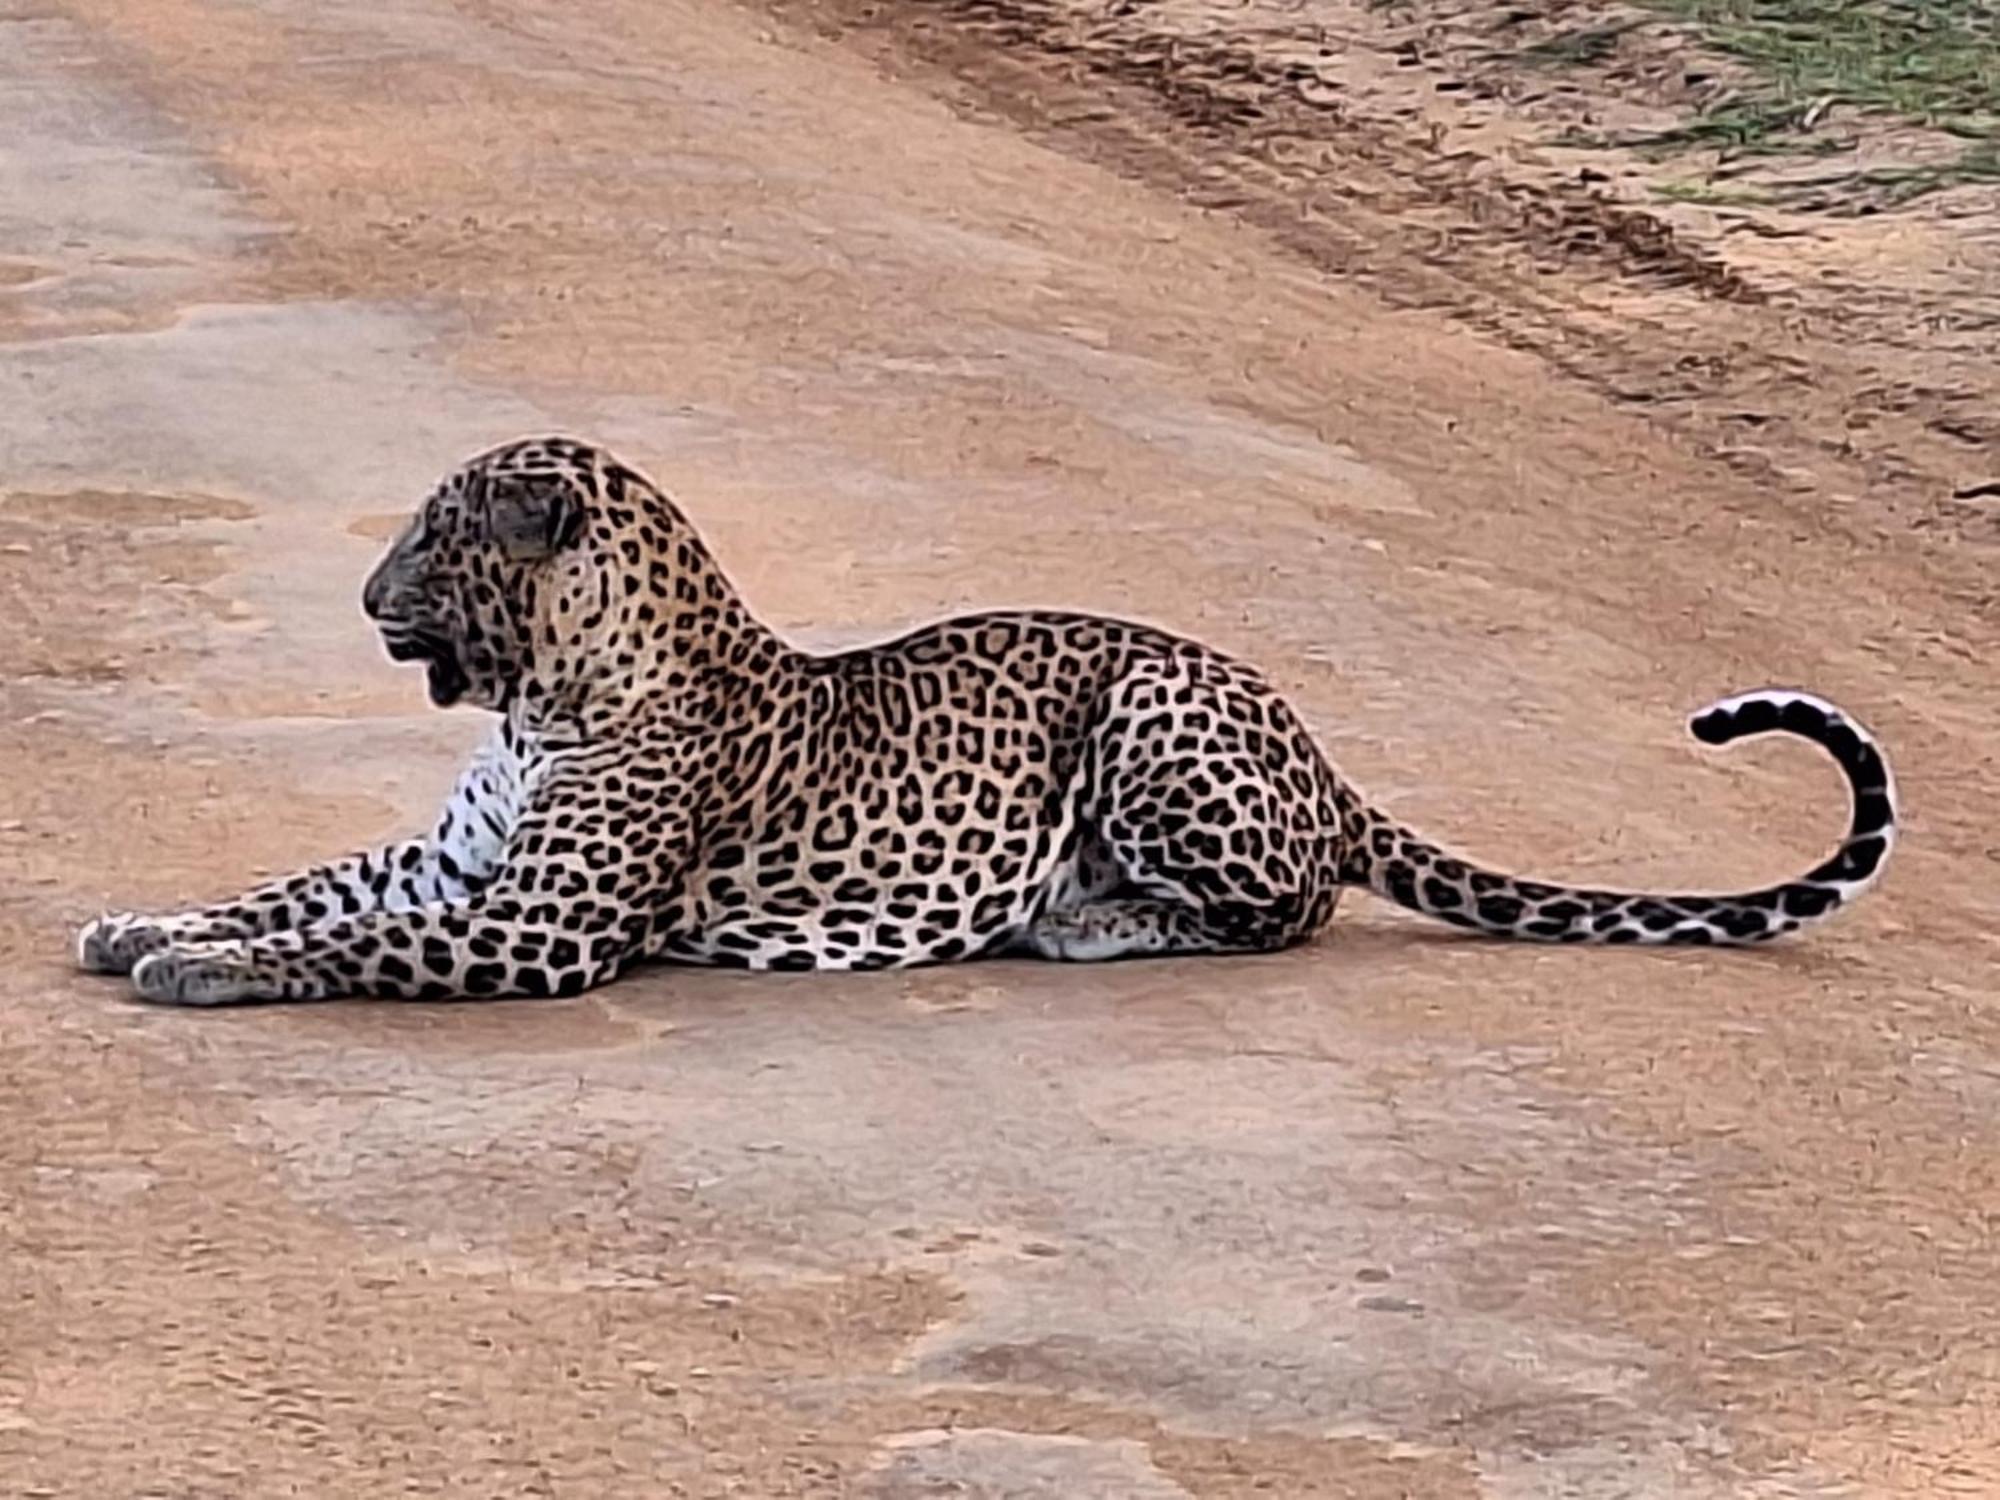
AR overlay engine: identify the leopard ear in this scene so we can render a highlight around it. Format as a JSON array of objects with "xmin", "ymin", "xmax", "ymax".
[{"xmin": 483, "ymin": 473, "xmax": 586, "ymax": 561}]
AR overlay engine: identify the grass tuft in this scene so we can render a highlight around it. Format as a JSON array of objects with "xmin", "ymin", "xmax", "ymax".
[{"xmin": 1588, "ymin": 0, "xmax": 2000, "ymax": 206}]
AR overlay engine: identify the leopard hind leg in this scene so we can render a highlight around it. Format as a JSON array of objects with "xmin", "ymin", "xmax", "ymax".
[
  {"xmin": 1022, "ymin": 895, "xmax": 1293, "ymax": 961},
  {"xmin": 1021, "ymin": 660, "xmax": 1339, "ymax": 963}
]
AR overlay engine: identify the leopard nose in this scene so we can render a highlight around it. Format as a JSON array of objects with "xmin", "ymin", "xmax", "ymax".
[{"xmin": 362, "ymin": 559, "xmax": 394, "ymax": 620}]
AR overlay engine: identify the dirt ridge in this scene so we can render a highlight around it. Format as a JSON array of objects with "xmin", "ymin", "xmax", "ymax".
[{"xmin": 780, "ymin": 0, "xmax": 2000, "ymax": 567}]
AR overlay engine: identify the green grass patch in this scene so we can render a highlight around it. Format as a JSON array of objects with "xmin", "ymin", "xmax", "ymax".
[
  {"xmin": 1651, "ymin": 0, "xmax": 2000, "ymax": 122},
  {"xmin": 1596, "ymin": 1, "xmax": 2000, "ymax": 206}
]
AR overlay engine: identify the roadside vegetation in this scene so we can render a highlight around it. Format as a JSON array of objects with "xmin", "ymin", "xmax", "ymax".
[{"xmin": 1553, "ymin": 0, "xmax": 2000, "ymax": 208}]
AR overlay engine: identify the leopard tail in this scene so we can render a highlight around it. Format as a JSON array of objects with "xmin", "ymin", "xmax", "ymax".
[{"xmin": 1335, "ymin": 689, "xmax": 1896, "ymax": 946}]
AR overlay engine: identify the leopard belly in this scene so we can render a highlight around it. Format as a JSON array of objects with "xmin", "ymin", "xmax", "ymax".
[{"xmin": 650, "ymin": 789, "xmax": 1102, "ymax": 972}]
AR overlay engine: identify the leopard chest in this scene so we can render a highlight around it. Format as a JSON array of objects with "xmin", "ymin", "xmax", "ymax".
[{"xmin": 432, "ymin": 728, "xmax": 534, "ymax": 885}]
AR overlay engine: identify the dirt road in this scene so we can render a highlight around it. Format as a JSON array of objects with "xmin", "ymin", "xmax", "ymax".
[{"xmin": 3, "ymin": 1, "xmax": 1997, "ymax": 1494}]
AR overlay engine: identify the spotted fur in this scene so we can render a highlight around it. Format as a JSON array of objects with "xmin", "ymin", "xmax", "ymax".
[{"xmin": 76, "ymin": 438, "xmax": 1898, "ymax": 1005}]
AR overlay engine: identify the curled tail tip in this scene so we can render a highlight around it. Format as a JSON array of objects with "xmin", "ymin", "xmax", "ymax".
[
  {"xmin": 1689, "ymin": 687, "xmax": 1859, "ymax": 747},
  {"xmin": 1686, "ymin": 687, "xmax": 1895, "ymax": 837},
  {"xmin": 1688, "ymin": 684, "xmax": 1888, "ymax": 780}
]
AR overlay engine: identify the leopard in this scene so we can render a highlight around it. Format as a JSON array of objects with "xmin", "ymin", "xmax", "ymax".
[{"xmin": 76, "ymin": 436, "xmax": 1898, "ymax": 1006}]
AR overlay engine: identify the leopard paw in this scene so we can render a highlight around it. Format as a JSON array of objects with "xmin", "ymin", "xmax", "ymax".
[
  {"xmin": 130, "ymin": 946, "xmax": 268, "ymax": 1007},
  {"xmin": 76, "ymin": 913, "xmax": 172, "ymax": 976}
]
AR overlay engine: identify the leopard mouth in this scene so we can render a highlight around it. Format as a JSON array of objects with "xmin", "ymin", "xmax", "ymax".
[
  {"xmin": 383, "ymin": 630, "xmax": 469, "ymax": 707},
  {"xmin": 423, "ymin": 653, "xmax": 470, "ymax": 707}
]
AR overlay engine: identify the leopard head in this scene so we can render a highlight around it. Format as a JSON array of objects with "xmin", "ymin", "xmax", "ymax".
[{"xmin": 362, "ymin": 437, "xmax": 596, "ymax": 711}]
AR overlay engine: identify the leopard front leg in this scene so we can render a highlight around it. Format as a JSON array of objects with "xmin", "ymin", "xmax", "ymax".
[
  {"xmin": 77, "ymin": 838, "xmax": 445, "ymax": 975},
  {"xmin": 127, "ymin": 774, "xmax": 698, "ymax": 1005},
  {"xmin": 127, "ymin": 896, "xmax": 652, "ymax": 1004},
  {"xmin": 79, "ymin": 732, "xmax": 520, "ymax": 975}
]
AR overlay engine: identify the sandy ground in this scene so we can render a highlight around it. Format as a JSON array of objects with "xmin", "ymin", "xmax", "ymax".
[{"xmin": 3, "ymin": 0, "xmax": 1999, "ymax": 1494}]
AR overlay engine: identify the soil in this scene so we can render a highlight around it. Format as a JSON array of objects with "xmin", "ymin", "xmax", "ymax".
[{"xmin": 3, "ymin": 0, "xmax": 1997, "ymax": 1495}]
